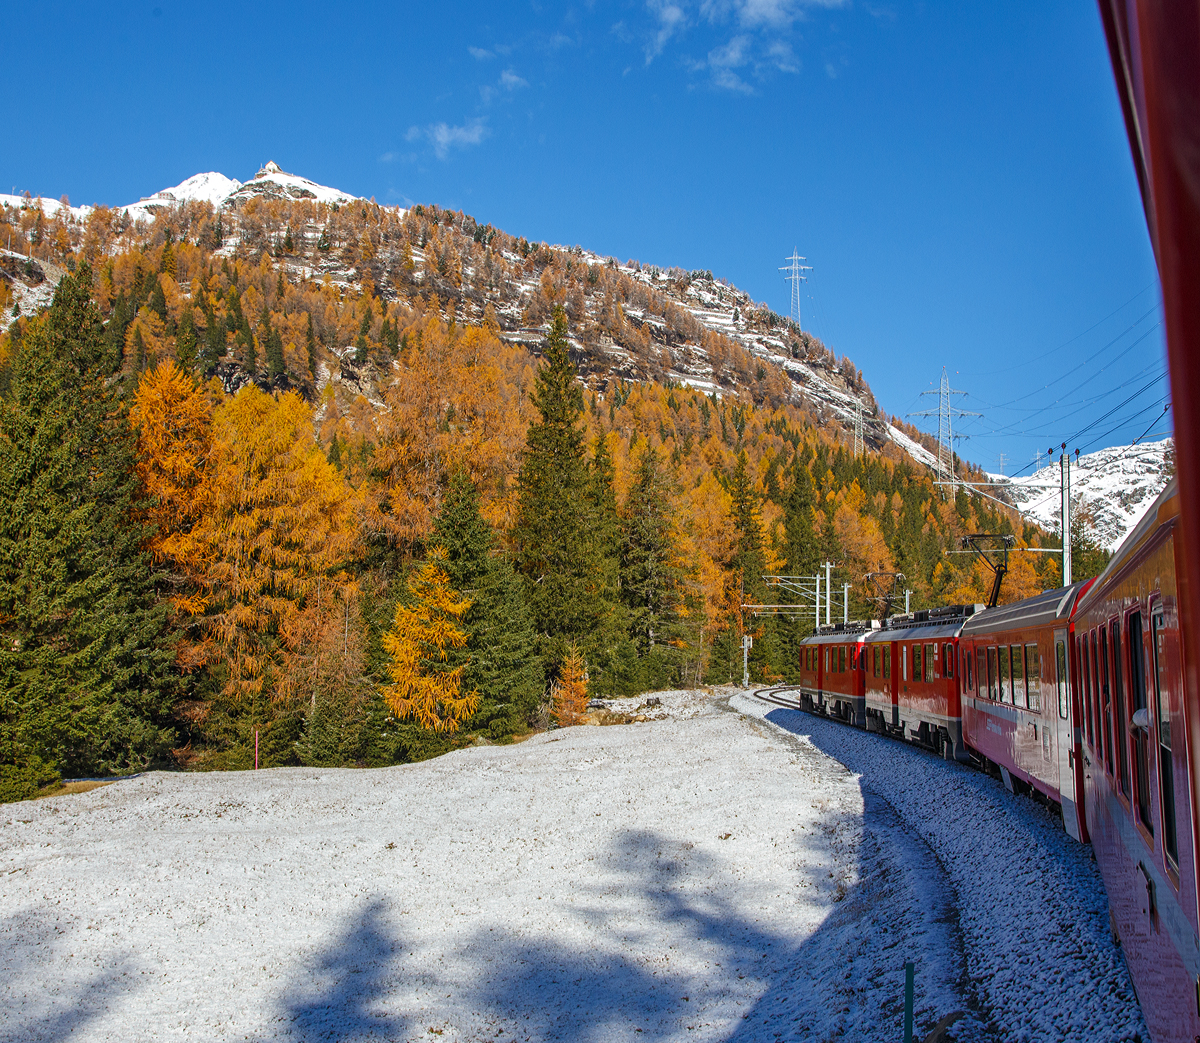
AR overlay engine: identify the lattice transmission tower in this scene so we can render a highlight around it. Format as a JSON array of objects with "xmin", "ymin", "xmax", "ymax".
[
  {"xmin": 779, "ymin": 249, "xmax": 813, "ymax": 331},
  {"xmin": 908, "ymin": 367, "xmax": 980, "ymax": 486},
  {"xmin": 853, "ymin": 400, "xmax": 865, "ymax": 458}
]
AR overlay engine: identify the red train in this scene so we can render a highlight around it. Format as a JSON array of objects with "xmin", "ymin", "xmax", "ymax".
[{"xmin": 794, "ymin": 481, "xmax": 1193, "ymax": 1041}]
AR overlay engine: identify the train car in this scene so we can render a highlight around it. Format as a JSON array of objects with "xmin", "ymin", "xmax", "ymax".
[
  {"xmin": 801, "ymin": 625, "xmax": 870, "ymax": 725},
  {"xmin": 864, "ymin": 605, "xmax": 978, "ymax": 762},
  {"xmin": 959, "ymin": 581, "xmax": 1093, "ymax": 842},
  {"xmin": 1071, "ymin": 481, "xmax": 1199, "ymax": 1041}
]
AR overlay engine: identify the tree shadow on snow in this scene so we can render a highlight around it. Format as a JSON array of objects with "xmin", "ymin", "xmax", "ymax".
[
  {"xmin": 272, "ymin": 897, "xmax": 411, "ymax": 1041},
  {"xmin": 0, "ymin": 909, "xmax": 136, "ymax": 1043},
  {"xmin": 264, "ymin": 816, "xmax": 969, "ymax": 1043}
]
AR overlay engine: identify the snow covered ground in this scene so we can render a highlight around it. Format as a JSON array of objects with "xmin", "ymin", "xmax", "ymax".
[
  {"xmin": 1, "ymin": 690, "xmax": 1145, "ymax": 1042},
  {"xmin": 737, "ymin": 691, "xmax": 1147, "ymax": 1043}
]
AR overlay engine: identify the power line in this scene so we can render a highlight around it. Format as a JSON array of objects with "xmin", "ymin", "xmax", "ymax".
[{"xmin": 971, "ymin": 280, "xmax": 1158, "ymax": 378}]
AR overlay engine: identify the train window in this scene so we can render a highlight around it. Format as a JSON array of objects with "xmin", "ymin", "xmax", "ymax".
[
  {"xmin": 998, "ymin": 646, "xmax": 1011, "ymax": 702},
  {"xmin": 902, "ymin": 645, "xmax": 908, "ymax": 681},
  {"xmin": 1110, "ymin": 621, "xmax": 1130, "ymax": 797},
  {"xmin": 965, "ymin": 646, "xmax": 973, "ymax": 690},
  {"xmin": 913, "ymin": 644, "xmax": 923, "ymax": 683},
  {"xmin": 1081, "ymin": 636, "xmax": 1094, "ymax": 743},
  {"xmin": 944, "ymin": 644, "xmax": 954, "ymax": 679},
  {"xmin": 1055, "ymin": 640, "xmax": 1068, "ymax": 721},
  {"xmin": 825, "ymin": 647, "xmax": 830, "ymax": 673},
  {"xmin": 1010, "ymin": 645, "xmax": 1025, "ymax": 707},
  {"xmin": 1151, "ymin": 608, "xmax": 1178, "ymax": 868},
  {"xmin": 986, "ymin": 646, "xmax": 997, "ymax": 700},
  {"xmin": 1128, "ymin": 613, "xmax": 1151, "ymax": 833},
  {"xmin": 873, "ymin": 645, "xmax": 880, "ymax": 678},
  {"xmin": 839, "ymin": 646, "xmax": 846, "ymax": 673},
  {"xmin": 883, "ymin": 646, "xmax": 891, "ymax": 678},
  {"xmin": 1091, "ymin": 631, "xmax": 1105, "ymax": 762},
  {"xmin": 1026, "ymin": 644, "xmax": 1040, "ymax": 712},
  {"xmin": 977, "ymin": 648, "xmax": 986, "ymax": 697},
  {"xmin": 1099, "ymin": 628, "xmax": 1114, "ymax": 775},
  {"xmin": 925, "ymin": 643, "xmax": 936, "ymax": 681}
]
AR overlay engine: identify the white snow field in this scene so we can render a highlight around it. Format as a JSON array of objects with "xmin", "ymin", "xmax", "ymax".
[{"xmin": 1, "ymin": 690, "xmax": 1143, "ymax": 1043}]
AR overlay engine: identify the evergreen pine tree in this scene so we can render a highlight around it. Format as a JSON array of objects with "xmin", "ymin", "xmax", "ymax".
[
  {"xmin": 176, "ymin": 309, "xmax": 197, "ymax": 371},
  {"xmin": 0, "ymin": 265, "xmax": 176, "ymax": 790},
  {"xmin": 513, "ymin": 307, "xmax": 597, "ymax": 667},
  {"xmin": 621, "ymin": 446, "xmax": 687, "ymax": 688},
  {"xmin": 262, "ymin": 310, "xmax": 285, "ymax": 379},
  {"xmin": 306, "ymin": 313, "xmax": 318, "ymax": 379},
  {"xmin": 432, "ymin": 472, "xmax": 542, "ymax": 735},
  {"xmin": 354, "ymin": 310, "xmax": 371, "ymax": 365}
]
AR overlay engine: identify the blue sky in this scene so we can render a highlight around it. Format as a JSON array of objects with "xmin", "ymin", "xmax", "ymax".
[{"xmin": 5, "ymin": 1, "xmax": 1164, "ymax": 475}]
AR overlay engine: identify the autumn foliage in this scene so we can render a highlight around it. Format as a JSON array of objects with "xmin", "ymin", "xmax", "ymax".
[
  {"xmin": 381, "ymin": 551, "xmax": 479, "ymax": 732},
  {"xmin": 551, "ymin": 644, "xmax": 589, "ymax": 728}
]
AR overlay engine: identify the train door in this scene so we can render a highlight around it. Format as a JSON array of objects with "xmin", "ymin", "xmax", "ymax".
[{"xmin": 1054, "ymin": 628, "xmax": 1085, "ymax": 842}]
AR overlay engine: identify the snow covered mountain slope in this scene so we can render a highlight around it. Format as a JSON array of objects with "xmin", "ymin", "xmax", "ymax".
[
  {"xmin": 122, "ymin": 172, "xmax": 243, "ymax": 220},
  {"xmin": 990, "ymin": 438, "xmax": 1172, "ymax": 552}
]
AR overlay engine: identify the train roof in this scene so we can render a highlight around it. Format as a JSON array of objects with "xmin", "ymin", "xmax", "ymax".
[
  {"xmin": 960, "ymin": 580, "xmax": 1092, "ymax": 637},
  {"xmin": 864, "ymin": 621, "xmax": 966, "ymax": 642}
]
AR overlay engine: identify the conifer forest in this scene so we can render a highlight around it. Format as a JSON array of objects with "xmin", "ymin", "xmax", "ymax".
[{"xmin": 0, "ymin": 185, "xmax": 1089, "ymax": 801}]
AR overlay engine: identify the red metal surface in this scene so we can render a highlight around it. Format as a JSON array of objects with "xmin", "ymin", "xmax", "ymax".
[
  {"xmin": 1075, "ymin": 491, "xmax": 1198, "ymax": 1042},
  {"xmin": 961, "ymin": 628, "xmax": 1061, "ymax": 802}
]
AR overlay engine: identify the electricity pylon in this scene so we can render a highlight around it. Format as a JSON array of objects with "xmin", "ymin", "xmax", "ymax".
[
  {"xmin": 779, "ymin": 249, "xmax": 813, "ymax": 331},
  {"xmin": 909, "ymin": 367, "xmax": 980, "ymax": 486}
]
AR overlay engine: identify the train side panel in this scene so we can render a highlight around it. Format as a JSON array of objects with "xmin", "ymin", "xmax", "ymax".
[
  {"xmin": 962, "ymin": 627, "xmax": 1060, "ymax": 801},
  {"xmin": 1077, "ymin": 517, "xmax": 1200, "ymax": 1043}
]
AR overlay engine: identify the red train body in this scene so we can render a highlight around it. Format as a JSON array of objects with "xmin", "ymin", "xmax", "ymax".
[{"xmin": 793, "ymin": 486, "xmax": 1193, "ymax": 1039}]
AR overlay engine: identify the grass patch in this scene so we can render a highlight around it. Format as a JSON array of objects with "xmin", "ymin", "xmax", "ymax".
[{"xmin": 32, "ymin": 780, "xmax": 115, "ymax": 801}]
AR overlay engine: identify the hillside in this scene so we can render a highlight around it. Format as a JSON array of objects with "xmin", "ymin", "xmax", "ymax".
[
  {"xmin": 0, "ymin": 162, "xmax": 1094, "ymax": 782},
  {"xmin": 0, "ymin": 163, "xmax": 927, "ymax": 460}
]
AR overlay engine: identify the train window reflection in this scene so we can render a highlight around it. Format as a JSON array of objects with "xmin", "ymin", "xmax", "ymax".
[
  {"xmin": 1055, "ymin": 640, "xmax": 1068, "ymax": 721},
  {"xmin": 883, "ymin": 646, "xmax": 891, "ymax": 679},
  {"xmin": 925, "ymin": 643, "xmax": 936, "ymax": 681},
  {"xmin": 965, "ymin": 646, "xmax": 973, "ymax": 690},
  {"xmin": 913, "ymin": 644, "xmax": 923, "ymax": 683},
  {"xmin": 1011, "ymin": 645, "xmax": 1025, "ymax": 706},
  {"xmin": 987, "ymin": 647, "xmax": 997, "ymax": 700},
  {"xmin": 1081, "ymin": 637, "xmax": 1093, "ymax": 743},
  {"xmin": 944, "ymin": 644, "xmax": 954, "ymax": 679},
  {"xmin": 1111, "ymin": 620, "xmax": 1130, "ymax": 798},
  {"xmin": 1099, "ymin": 628, "xmax": 1114, "ymax": 775},
  {"xmin": 1152, "ymin": 608, "xmax": 1178, "ymax": 868},
  {"xmin": 1026, "ymin": 644, "xmax": 1041, "ymax": 712},
  {"xmin": 999, "ymin": 646, "xmax": 1011, "ymax": 703},
  {"xmin": 1128, "ymin": 612, "xmax": 1151, "ymax": 833},
  {"xmin": 977, "ymin": 649, "xmax": 987, "ymax": 698}
]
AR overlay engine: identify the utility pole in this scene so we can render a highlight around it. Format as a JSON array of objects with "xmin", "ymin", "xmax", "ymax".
[
  {"xmin": 1056, "ymin": 443, "xmax": 1073, "ymax": 586},
  {"xmin": 814, "ymin": 570, "xmax": 821, "ymax": 631},
  {"xmin": 905, "ymin": 589, "xmax": 912, "ymax": 614},
  {"xmin": 779, "ymin": 249, "xmax": 813, "ymax": 331},
  {"xmin": 909, "ymin": 367, "xmax": 981, "ymax": 487},
  {"xmin": 843, "ymin": 582, "xmax": 850, "ymax": 624},
  {"xmin": 825, "ymin": 561, "xmax": 832, "ymax": 627}
]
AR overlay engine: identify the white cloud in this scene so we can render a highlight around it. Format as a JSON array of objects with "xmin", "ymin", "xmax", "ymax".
[
  {"xmin": 644, "ymin": 0, "xmax": 828, "ymax": 89},
  {"xmin": 706, "ymin": 34, "xmax": 754, "ymax": 92},
  {"xmin": 499, "ymin": 69, "xmax": 528, "ymax": 90},
  {"xmin": 646, "ymin": 0, "xmax": 687, "ymax": 64},
  {"xmin": 468, "ymin": 46, "xmax": 493, "ymax": 60},
  {"xmin": 407, "ymin": 118, "xmax": 489, "ymax": 160}
]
